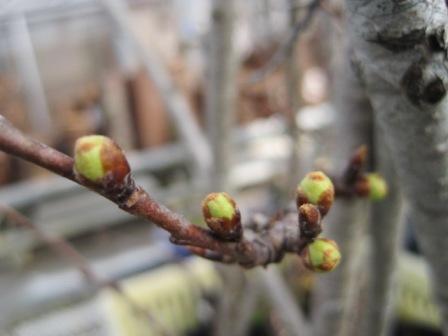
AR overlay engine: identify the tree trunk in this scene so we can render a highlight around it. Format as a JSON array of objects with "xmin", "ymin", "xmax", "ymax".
[{"xmin": 346, "ymin": 0, "xmax": 448, "ymax": 333}]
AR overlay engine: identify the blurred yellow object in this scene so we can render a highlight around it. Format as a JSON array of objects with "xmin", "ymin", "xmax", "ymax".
[
  {"xmin": 8, "ymin": 253, "xmax": 442, "ymax": 335},
  {"xmin": 396, "ymin": 253, "xmax": 441, "ymax": 328},
  {"xmin": 100, "ymin": 258, "xmax": 221, "ymax": 336}
]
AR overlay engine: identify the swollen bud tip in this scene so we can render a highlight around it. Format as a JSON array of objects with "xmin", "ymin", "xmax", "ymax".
[
  {"xmin": 297, "ymin": 171, "xmax": 334, "ymax": 216},
  {"xmin": 74, "ymin": 135, "xmax": 130, "ymax": 184},
  {"xmin": 366, "ymin": 173, "xmax": 388, "ymax": 201},
  {"xmin": 301, "ymin": 238, "xmax": 341, "ymax": 273},
  {"xmin": 355, "ymin": 173, "xmax": 388, "ymax": 201},
  {"xmin": 202, "ymin": 192, "xmax": 242, "ymax": 241}
]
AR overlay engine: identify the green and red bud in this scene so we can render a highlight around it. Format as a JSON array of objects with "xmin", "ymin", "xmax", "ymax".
[
  {"xmin": 344, "ymin": 145, "xmax": 368, "ymax": 185},
  {"xmin": 297, "ymin": 171, "xmax": 334, "ymax": 216},
  {"xmin": 202, "ymin": 192, "xmax": 242, "ymax": 241},
  {"xmin": 298, "ymin": 204, "xmax": 322, "ymax": 239},
  {"xmin": 355, "ymin": 173, "xmax": 388, "ymax": 201},
  {"xmin": 300, "ymin": 237, "xmax": 341, "ymax": 272},
  {"xmin": 74, "ymin": 135, "xmax": 130, "ymax": 185}
]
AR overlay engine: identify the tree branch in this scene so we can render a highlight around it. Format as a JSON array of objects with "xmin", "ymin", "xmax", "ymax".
[
  {"xmin": 0, "ymin": 203, "xmax": 173, "ymax": 336},
  {"xmin": 0, "ymin": 115, "xmax": 309, "ymax": 268},
  {"xmin": 346, "ymin": 0, "xmax": 448, "ymax": 333},
  {"xmin": 0, "ymin": 115, "xmax": 378, "ymax": 270},
  {"xmin": 0, "ymin": 115, "xmax": 74, "ymax": 180}
]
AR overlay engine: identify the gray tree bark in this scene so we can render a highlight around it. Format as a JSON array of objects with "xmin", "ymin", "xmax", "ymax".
[{"xmin": 345, "ymin": 0, "xmax": 448, "ymax": 333}]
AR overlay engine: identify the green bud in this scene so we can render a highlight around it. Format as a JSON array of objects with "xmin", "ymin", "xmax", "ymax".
[
  {"xmin": 366, "ymin": 173, "xmax": 388, "ymax": 201},
  {"xmin": 202, "ymin": 192, "xmax": 242, "ymax": 241},
  {"xmin": 74, "ymin": 135, "xmax": 130, "ymax": 184},
  {"xmin": 206, "ymin": 193, "xmax": 235, "ymax": 219},
  {"xmin": 297, "ymin": 171, "xmax": 334, "ymax": 216},
  {"xmin": 301, "ymin": 238, "xmax": 341, "ymax": 273}
]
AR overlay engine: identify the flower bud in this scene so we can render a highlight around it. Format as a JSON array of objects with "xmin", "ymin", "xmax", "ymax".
[
  {"xmin": 355, "ymin": 173, "xmax": 388, "ymax": 201},
  {"xmin": 344, "ymin": 145, "xmax": 368, "ymax": 185},
  {"xmin": 74, "ymin": 135, "xmax": 130, "ymax": 185},
  {"xmin": 202, "ymin": 192, "xmax": 242, "ymax": 241},
  {"xmin": 301, "ymin": 238, "xmax": 341, "ymax": 272},
  {"xmin": 298, "ymin": 204, "xmax": 322, "ymax": 239},
  {"xmin": 297, "ymin": 171, "xmax": 334, "ymax": 216}
]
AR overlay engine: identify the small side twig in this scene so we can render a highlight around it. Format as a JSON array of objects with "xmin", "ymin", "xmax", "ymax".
[
  {"xmin": 0, "ymin": 204, "xmax": 173, "ymax": 336},
  {"xmin": 187, "ymin": 246, "xmax": 235, "ymax": 263},
  {"xmin": 0, "ymin": 204, "xmax": 97, "ymax": 283},
  {"xmin": 246, "ymin": 0, "xmax": 322, "ymax": 85},
  {"xmin": 333, "ymin": 145, "xmax": 367, "ymax": 196}
]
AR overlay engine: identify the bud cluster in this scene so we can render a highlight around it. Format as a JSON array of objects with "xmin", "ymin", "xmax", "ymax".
[
  {"xmin": 296, "ymin": 171, "xmax": 340, "ymax": 273},
  {"xmin": 68, "ymin": 135, "xmax": 390, "ymax": 272},
  {"xmin": 344, "ymin": 146, "xmax": 388, "ymax": 201}
]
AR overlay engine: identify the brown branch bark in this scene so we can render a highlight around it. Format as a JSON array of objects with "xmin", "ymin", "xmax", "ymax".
[
  {"xmin": 0, "ymin": 114, "xmax": 374, "ymax": 273},
  {"xmin": 0, "ymin": 115, "xmax": 309, "ymax": 268}
]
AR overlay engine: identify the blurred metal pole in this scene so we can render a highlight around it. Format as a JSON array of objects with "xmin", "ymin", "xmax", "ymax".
[
  {"xmin": 311, "ymin": 45, "xmax": 372, "ymax": 336},
  {"xmin": 285, "ymin": 0, "xmax": 302, "ymax": 200},
  {"xmin": 259, "ymin": 267, "xmax": 310, "ymax": 336},
  {"xmin": 9, "ymin": 14, "xmax": 52, "ymax": 136},
  {"xmin": 205, "ymin": 0, "xmax": 239, "ymax": 191},
  {"xmin": 203, "ymin": 1, "xmax": 243, "ymax": 335},
  {"xmin": 359, "ymin": 125, "xmax": 403, "ymax": 336},
  {"xmin": 100, "ymin": 0, "xmax": 212, "ymax": 179}
]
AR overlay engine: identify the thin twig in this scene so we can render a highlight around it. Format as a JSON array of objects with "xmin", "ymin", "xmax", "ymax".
[
  {"xmin": 0, "ymin": 204, "xmax": 97, "ymax": 282},
  {"xmin": 0, "ymin": 204, "xmax": 173, "ymax": 336},
  {"xmin": 187, "ymin": 246, "xmax": 235, "ymax": 263},
  {"xmin": 246, "ymin": 0, "xmax": 322, "ymax": 85},
  {"xmin": 319, "ymin": 1, "xmax": 344, "ymax": 35}
]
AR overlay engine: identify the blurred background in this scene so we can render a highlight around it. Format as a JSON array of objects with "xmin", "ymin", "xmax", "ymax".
[{"xmin": 0, "ymin": 0, "xmax": 442, "ymax": 335}]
